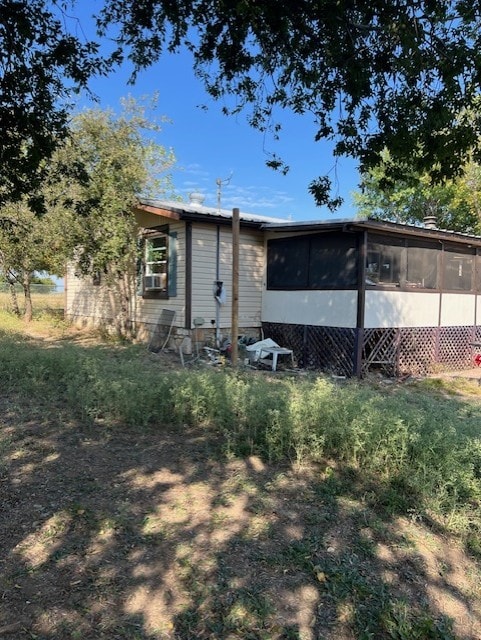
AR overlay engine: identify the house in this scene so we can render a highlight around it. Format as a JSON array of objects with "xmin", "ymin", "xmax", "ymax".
[
  {"xmin": 65, "ymin": 195, "xmax": 286, "ymax": 350},
  {"xmin": 65, "ymin": 198, "xmax": 481, "ymax": 376}
]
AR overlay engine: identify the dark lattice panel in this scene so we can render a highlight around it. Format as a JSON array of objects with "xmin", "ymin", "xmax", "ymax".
[
  {"xmin": 397, "ymin": 328, "xmax": 437, "ymax": 375},
  {"xmin": 263, "ymin": 321, "xmax": 481, "ymax": 377},
  {"xmin": 262, "ymin": 322, "xmax": 305, "ymax": 364},
  {"xmin": 262, "ymin": 323, "xmax": 356, "ymax": 375},
  {"xmin": 362, "ymin": 328, "xmax": 399, "ymax": 376},
  {"xmin": 438, "ymin": 326, "xmax": 474, "ymax": 370},
  {"xmin": 306, "ymin": 327, "xmax": 356, "ymax": 376}
]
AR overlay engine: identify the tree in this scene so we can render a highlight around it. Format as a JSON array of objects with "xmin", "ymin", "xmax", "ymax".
[
  {"xmin": 0, "ymin": 97, "xmax": 176, "ymax": 325},
  {"xmin": 62, "ymin": 98, "xmax": 177, "ymax": 336},
  {"xmin": 97, "ymin": 0, "xmax": 481, "ymax": 208},
  {"xmin": 3, "ymin": 2, "xmax": 481, "ymax": 211},
  {"xmin": 0, "ymin": 201, "xmax": 64, "ymax": 321},
  {"xmin": 355, "ymin": 151, "xmax": 481, "ymax": 234},
  {"xmin": 0, "ymin": 0, "xmax": 109, "ymax": 210}
]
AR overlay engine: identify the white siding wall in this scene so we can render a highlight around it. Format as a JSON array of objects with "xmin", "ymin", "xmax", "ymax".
[
  {"xmin": 364, "ymin": 290, "xmax": 478, "ymax": 328},
  {"xmin": 191, "ymin": 224, "xmax": 264, "ymax": 329},
  {"xmin": 262, "ymin": 290, "xmax": 358, "ymax": 328},
  {"xmin": 66, "ymin": 219, "xmax": 264, "ymax": 333},
  {"xmin": 65, "ymin": 218, "xmax": 186, "ymax": 331},
  {"xmin": 65, "ymin": 264, "xmax": 121, "ymax": 322}
]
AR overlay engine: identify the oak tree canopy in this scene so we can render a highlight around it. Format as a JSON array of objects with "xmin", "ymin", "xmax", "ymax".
[{"xmin": 2, "ymin": 1, "xmax": 481, "ymax": 209}]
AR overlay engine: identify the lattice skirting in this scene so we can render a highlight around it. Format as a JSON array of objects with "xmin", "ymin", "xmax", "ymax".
[
  {"xmin": 262, "ymin": 323, "xmax": 481, "ymax": 377},
  {"xmin": 262, "ymin": 323, "xmax": 356, "ymax": 377}
]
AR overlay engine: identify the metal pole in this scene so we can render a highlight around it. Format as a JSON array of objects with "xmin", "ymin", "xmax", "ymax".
[{"xmin": 231, "ymin": 208, "xmax": 240, "ymax": 367}]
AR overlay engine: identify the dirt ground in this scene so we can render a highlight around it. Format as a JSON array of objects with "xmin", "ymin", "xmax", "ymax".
[{"xmin": 1, "ymin": 329, "xmax": 481, "ymax": 639}]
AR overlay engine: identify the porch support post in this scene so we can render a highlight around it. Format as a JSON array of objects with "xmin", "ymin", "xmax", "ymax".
[
  {"xmin": 354, "ymin": 230, "xmax": 367, "ymax": 377},
  {"xmin": 435, "ymin": 241, "xmax": 444, "ymax": 363}
]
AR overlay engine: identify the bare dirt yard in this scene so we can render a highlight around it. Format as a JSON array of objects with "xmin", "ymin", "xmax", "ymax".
[{"xmin": 1, "ymin": 324, "xmax": 481, "ymax": 639}]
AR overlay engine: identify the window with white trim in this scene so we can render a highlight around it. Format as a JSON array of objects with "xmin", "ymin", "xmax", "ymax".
[
  {"xmin": 144, "ymin": 235, "xmax": 168, "ymax": 294},
  {"xmin": 138, "ymin": 227, "xmax": 177, "ymax": 299}
]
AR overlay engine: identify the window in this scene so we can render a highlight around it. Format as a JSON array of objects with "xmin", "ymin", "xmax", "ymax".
[
  {"xmin": 406, "ymin": 240, "xmax": 439, "ymax": 289},
  {"xmin": 366, "ymin": 235, "xmax": 439, "ymax": 289},
  {"xmin": 144, "ymin": 235, "xmax": 168, "ymax": 293},
  {"xmin": 139, "ymin": 227, "xmax": 177, "ymax": 299},
  {"xmin": 267, "ymin": 232, "xmax": 358, "ymax": 289},
  {"xmin": 366, "ymin": 235, "xmax": 403, "ymax": 286},
  {"xmin": 443, "ymin": 245, "xmax": 474, "ymax": 291}
]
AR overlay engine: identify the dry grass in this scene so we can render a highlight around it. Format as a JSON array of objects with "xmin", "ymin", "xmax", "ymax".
[{"xmin": 0, "ymin": 290, "xmax": 64, "ymax": 313}]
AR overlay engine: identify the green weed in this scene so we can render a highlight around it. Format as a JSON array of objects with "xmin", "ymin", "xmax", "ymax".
[{"xmin": 1, "ymin": 324, "xmax": 481, "ymax": 551}]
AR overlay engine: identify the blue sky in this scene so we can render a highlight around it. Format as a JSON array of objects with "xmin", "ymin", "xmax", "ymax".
[{"xmin": 72, "ymin": 8, "xmax": 361, "ymax": 222}]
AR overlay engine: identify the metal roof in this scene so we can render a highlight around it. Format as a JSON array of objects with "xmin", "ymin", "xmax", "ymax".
[
  {"xmin": 138, "ymin": 198, "xmax": 287, "ymax": 226},
  {"xmin": 137, "ymin": 199, "xmax": 481, "ymax": 245},
  {"xmin": 263, "ymin": 217, "xmax": 481, "ymax": 246}
]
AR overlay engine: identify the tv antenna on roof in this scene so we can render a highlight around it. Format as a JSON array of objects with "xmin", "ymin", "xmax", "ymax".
[{"xmin": 216, "ymin": 173, "xmax": 233, "ymax": 212}]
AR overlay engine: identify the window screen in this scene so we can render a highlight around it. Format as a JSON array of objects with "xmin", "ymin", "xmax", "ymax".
[
  {"xmin": 309, "ymin": 234, "xmax": 357, "ymax": 287},
  {"xmin": 267, "ymin": 236, "xmax": 310, "ymax": 288},
  {"xmin": 406, "ymin": 240, "xmax": 439, "ymax": 289},
  {"xmin": 366, "ymin": 235, "xmax": 403, "ymax": 286},
  {"xmin": 267, "ymin": 232, "xmax": 358, "ymax": 289},
  {"xmin": 477, "ymin": 254, "xmax": 481, "ymax": 292},
  {"xmin": 443, "ymin": 246, "xmax": 474, "ymax": 291}
]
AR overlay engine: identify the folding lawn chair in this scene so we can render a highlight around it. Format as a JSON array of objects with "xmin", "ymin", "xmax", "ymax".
[{"xmin": 147, "ymin": 309, "xmax": 176, "ymax": 352}]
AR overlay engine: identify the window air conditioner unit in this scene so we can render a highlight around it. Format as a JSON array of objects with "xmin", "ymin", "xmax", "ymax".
[{"xmin": 144, "ymin": 274, "xmax": 165, "ymax": 290}]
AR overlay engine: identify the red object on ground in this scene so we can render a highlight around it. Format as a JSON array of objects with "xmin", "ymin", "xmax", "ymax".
[{"xmin": 474, "ymin": 354, "xmax": 481, "ymax": 367}]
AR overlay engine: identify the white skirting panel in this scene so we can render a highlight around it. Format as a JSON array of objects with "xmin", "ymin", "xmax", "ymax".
[
  {"xmin": 440, "ymin": 293, "xmax": 476, "ymax": 327},
  {"xmin": 364, "ymin": 291, "xmax": 440, "ymax": 328},
  {"xmin": 262, "ymin": 290, "xmax": 358, "ymax": 328}
]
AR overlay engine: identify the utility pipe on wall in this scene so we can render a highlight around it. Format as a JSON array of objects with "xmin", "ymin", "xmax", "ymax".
[{"xmin": 231, "ymin": 208, "xmax": 240, "ymax": 367}]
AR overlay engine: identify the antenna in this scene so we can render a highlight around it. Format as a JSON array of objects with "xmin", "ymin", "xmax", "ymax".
[{"xmin": 216, "ymin": 173, "xmax": 233, "ymax": 212}]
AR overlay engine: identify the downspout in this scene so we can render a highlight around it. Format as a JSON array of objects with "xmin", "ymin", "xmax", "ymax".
[{"xmin": 215, "ymin": 224, "xmax": 221, "ymax": 348}]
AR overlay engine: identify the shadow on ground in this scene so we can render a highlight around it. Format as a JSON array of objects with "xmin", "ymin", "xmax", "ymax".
[{"xmin": 0, "ymin": 342, "xmax": 480, "ymax": 639}]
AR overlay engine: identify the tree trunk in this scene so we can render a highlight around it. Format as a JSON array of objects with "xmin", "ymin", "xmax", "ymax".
[
  {"xmin": 22, "ymin": 273, "xmax": 33, "ymax": 323},
  {"xmin": 107, "ymin": 269, "xmax": 135, "ymax": 340},
  {"xmin": 8, "ymin": 280, "xmax": 20, "ymax": 316},
  {"xmin": 116, "ymin": 271, "xmax": 135, "ymax": 340}
]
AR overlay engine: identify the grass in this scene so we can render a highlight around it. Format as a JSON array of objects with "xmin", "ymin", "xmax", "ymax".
[
  {"xmin": 1, "ymin": 310, "xmax": 481, "ymax": 638},
  {"xmin": 0, "ymin": 290, "xmax": 64, "ymax": 313},
  {"xmin": 1, "ymin": 316, "xmax": 480, "ymax": 544}
]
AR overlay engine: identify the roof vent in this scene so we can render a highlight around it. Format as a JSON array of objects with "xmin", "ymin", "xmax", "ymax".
[
  {"xmin": 189, "ymin": 192, "xmax": 205, "ymax": 205},
  {"xmin": 423, "ymin": 215, "xmax": 437, "ymax": 229}
]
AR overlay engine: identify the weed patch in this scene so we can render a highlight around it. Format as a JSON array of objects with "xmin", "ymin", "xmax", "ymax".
[{"xmin": 1, "ymin": 319, "xmax": 481, "ymax": 638}]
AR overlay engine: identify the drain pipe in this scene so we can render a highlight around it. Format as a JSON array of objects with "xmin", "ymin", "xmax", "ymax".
[{"xmin": 215, "ymin": 224, "xmax": 221, "ymax": 348}]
